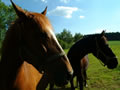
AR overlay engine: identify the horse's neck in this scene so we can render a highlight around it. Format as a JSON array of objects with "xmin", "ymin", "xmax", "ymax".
[
  {"xmin": 1, "ymin": 28, "xmax": 21, "ymax": 62},
  {"xmin": 0, "ymin": 29, "xmax": 23, "ymax": 84},
  {"xmin": 78, "ymin": 40, "xmax": 91, "ymax": 58},
  {"xmin": 81, "ymin": 38, "xmax": 96, "ymax": 58},
  {"xmin": 70, "ymin": 38, "xmax": 94, "ymax": 59}
]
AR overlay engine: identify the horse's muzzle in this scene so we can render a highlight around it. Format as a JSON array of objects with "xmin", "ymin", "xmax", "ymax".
[
  {"xmin": 107, "ymin": 58, "xmax": 118, "ymax": 69},
  {"xmin": 55, "ymin": 70, "xmax": 73, "ymax": 87}
]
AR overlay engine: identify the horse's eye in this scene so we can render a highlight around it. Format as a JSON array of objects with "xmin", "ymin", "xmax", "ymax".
[{"xmin": 40, "ymin": 32, "xmax": 48, "ymax": 39}]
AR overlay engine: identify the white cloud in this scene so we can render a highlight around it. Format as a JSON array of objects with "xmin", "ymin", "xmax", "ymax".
[
  {"xmin": 48, "ymin": 6, "xmax": 78, "ymax": 19},
  {"xmin": 41, "ymin": 0, "xmax": 47, "ymax": 3},
  {"xmin": 60, "ymin": 0, "xmax": 70, "ymax": 3},
  {"xmin": 80, "ymin": 16, "xmax": 85, "ymax": 19}
]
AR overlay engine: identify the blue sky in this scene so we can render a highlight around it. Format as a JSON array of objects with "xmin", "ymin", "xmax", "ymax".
[{"xmin": 2, "ymin": 0, "xmax": 120, "ymax": 35}]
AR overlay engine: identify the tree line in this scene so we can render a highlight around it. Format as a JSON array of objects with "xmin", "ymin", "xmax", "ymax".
[
  {"xmin": 104, "ymin": 32, "xmax": 120, "ymax": 41},
  {"xmin": 85, "ymin": 32, "xmax": 120, "ymax": 41},
  {"xmin": 56, "ymin": 29, "xmax": 83, "ymax": 49}
]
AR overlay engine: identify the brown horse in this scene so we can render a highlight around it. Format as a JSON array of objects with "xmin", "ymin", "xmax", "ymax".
[
  {"xmin": 68, "ymin": 31, "xmax": 118, "ymax": 90},
  {"xmin": 0, "ymin": 0, "xmax": 73, "ymax": 90}
]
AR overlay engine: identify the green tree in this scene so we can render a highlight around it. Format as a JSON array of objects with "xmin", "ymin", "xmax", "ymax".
[
  {"xmin": 56, "ymin": 29, "xmax": 73, "ymax": 43},
  {"xmin": 74, "ymin": 33, "xmax": 83, "ymax": 42},
  {"xmin": 57, "ymin": 38, "xmax": 68, "ymax": 49},
  {"xmin": 56, "ymin": 29, "xmax": 74, "ymax": 49},
  {"xmin": 0, "ymin": 0, "xmax": 16, "ymax": 41},
  {"xmin": 0, "ymin": 0, "xmax": 16, "ymax": 55}
]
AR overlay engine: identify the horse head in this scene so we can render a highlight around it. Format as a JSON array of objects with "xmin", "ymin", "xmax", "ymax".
[
  {"xmin": 92, "ymin": 31, "xmax": 118, "ymax": 69},
  {"xmin": 11, "ymin": 0, "xmax": 73, "ymax": 86}
]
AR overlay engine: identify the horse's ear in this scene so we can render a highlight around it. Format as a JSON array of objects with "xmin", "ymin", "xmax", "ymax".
[
  {"xmin": 42, "ymin": 6, "xmax": 47, "ymax": 15},
  {"xmin": 101, "ymin": 30, "xmax": 105, "ymax": 36},
  {"xmin": 10, "ymin": 0, "xmax": 27, "ymax": 18}
]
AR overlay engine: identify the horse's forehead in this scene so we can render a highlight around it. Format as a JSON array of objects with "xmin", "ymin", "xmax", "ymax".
[
  {"xmin": 31, "ymin": 12, "xmax": 53, "ymax": 32},
  {"xmin": 102, "ymin": 36, "xmax": 108, "ymax": 44},
  {"xmin": 32, "ymin": 12, "xmax": 42, "ymax": 16}
]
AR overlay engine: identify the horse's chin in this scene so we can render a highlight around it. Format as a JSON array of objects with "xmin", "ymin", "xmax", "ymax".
[
  {"xmin": 107, "ymin": 64, "xmax": 118, "ymax": 69},
  {"xmin": 107, "ymin": 59, "xmax": 118, "ymax": 69},
  {"xmin": 55, "ymin": 80, "xmax": 68, "ymax": 87}
]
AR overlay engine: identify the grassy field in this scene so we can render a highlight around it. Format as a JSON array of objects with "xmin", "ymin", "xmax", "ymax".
[{"xmin": 46, "ymin": 41, "xmax": 120, "ymax": 90}]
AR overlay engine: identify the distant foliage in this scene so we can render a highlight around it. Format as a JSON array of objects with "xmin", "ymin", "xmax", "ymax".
[
  {"xmin": 0, "ymin": 0, "xmax": 16, "ymax": 41},
  {"xmin": 56, "ymin": 29, "xmax": 73, "ymax": 43},
  {"xmin": 105, "ymin": 32, "xmax": 120, "ymax": 41},
  {"xmin": 74, "ymin": 33, "xmax": 83, "ymax": 42},
  {"xmin": 56, "ymin": 29, "xmax": 83, "ymax": 49},
  {"xmin": 56, "ymin": 29, "xmax": 73, "ymax": 49},
  {"xmin": 0, "ymin": 0, "xmax": 16, "ymax": 55},
  {"xmin": 85, "ymin": 32, "xmax": 120, "ymax": 41}
]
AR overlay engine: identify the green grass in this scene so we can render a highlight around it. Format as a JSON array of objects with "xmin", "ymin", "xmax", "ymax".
[{"xmin": 46, "ymin": 41, "xmax": 120, "ymax": 90}]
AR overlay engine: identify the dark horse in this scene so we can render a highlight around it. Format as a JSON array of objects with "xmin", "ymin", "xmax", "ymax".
[
  {"xmin": 49, "ymin": 31, "xmax": 118, "ymax": 90},
  {"xmin": 68, "ymin": 31, "xmax": 118, "ymax": 90},
  {"xmin": 0, "ymin": 0, "xmax": 73, "ymax": 90}
]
